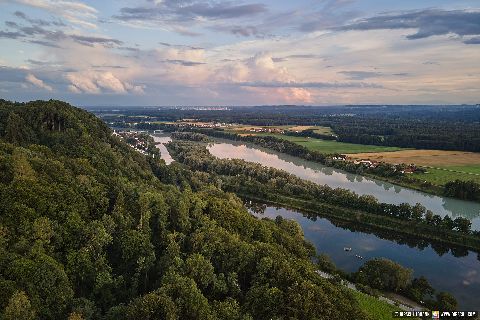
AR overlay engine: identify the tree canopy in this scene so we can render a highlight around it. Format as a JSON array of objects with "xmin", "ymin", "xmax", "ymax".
[{"xmin": 0, "ymin": 100, "xmax": 368, "ymax": 319}]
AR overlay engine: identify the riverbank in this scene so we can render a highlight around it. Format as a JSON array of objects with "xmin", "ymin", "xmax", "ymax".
[{"xmin": 236, "ymin": 192, "xmax": 480, "ymax": 253}]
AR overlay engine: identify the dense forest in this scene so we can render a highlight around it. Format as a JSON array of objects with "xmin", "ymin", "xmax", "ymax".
[
  {"xmin": 96, "ymin": 104, "xmax": 480, "ymax": 152},
  {"xmin": 0, "ymin": 100, "xmax": 375, "ymax": 319}
]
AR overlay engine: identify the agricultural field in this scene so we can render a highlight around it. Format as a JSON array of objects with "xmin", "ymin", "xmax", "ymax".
[
  {"xmin": 351, "ymin": 150, "xmax": 480, "ymax": 184},
  {"xmin": 351, "ymin": 150, "xmax": 480, "ymax": 167},
  {"xmin": 254, "ymin": 133, "xmax": 406, "ymax": 154},
  {"xmin": 415, "ymin": 167, "xmax": 480, "ymax": 185},
  {"xmin": 352, "ymin": 290, "xmax": 402, "ymax": 320},
  {"xmin": 228, "ymin": 124, "xmax": 334, "ymax": 135}
]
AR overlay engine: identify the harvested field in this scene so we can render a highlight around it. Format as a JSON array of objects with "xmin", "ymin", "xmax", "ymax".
[{"xmin": 350, "ymin": 150, "xmax": 480, "ymax": 167}]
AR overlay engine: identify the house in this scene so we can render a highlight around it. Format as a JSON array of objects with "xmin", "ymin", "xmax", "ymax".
[
  {"xmin": 358, "ymin": 160, "xmax": 373, "ymax": 166},
  {"xmin": 333, "ymin": 155, "xmax": 347, "ymax": 161},
  {"xmin": 403, "ymin": 167, "xmax": 415, "ymax": 174}
]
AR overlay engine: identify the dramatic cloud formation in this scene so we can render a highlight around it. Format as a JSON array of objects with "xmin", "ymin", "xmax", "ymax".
[{"xmin": 0, "ymin": 0, "xmax": 479, "ymax": 105}]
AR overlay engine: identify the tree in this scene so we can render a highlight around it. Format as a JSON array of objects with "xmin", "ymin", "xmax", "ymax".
[
  {"xmin": 317, "ymin": 254, "xmax": 337, "ymax": 274},
  {"xmin": 355, "ymin": 258, "xmax": 413, "ymax": 292},
  {"xmin": 184, "ymin": 254, "xmax": 215, "ymax": 291},
  {"xmin": 3, "ymin": 291, "xmax": 36, "ymax": 320},
  {"xmin": 68, "ymin": 312, "xmax": 85, "ymax": 320},
  {"xmin": 125, "ymin": 291, "xmax": 178, "ymax": 320},
  {"xmin": 407, "ymin": 276, "xmax": 434, "ymax": 302},
  {"xmin": 434, "ymin": 292, "xmax": 458, "ymax": 310},
  {"xmin": 453, "ymin": 217, "xmax": 471, "ymax": 233}
]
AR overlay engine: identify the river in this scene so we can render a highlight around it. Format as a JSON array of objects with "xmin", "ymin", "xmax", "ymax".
[
  {"xmin": 151, "ymin": 134, "xmax": 174, "ymax": 165},
  {"xmin": 206, "ymin": 139, "xmax": 480, "ymax": 230},
  {"xmin": 251, "ymin": 205, "xmax": 480, "ymax": 309}
]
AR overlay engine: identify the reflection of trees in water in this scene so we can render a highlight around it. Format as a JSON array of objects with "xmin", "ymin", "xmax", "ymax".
[
  {"xmin": 346, "ymin": 174, "xmax": 356, "ymax": 183},
  {"xmin": 393, "ymin": 185, "xmax": 402, "ymax": 194},
  {"xmin": 305, "ymin": 211, "xmax": 473, "ymax": 257},
  {"xmin": 246, "ymin": 200, "xmax": 475, "ymax": 258},
  {"xmin": 442, "ymin": 198, "xmax": 480, "ymax": 221},
  {"xmin": 381, "ymin": 181, "xmax": 393, "ymax": 192},
  {"xmin": 320, "ymin": 167, "xmax": 334, "ymax": 176},
  {"xmin": 244, "ymin": 200, "xmax": 267, "ymax": 214},
  {"xmin": 310, "ymin": 213, "xmax": 472, "ymax": 257},
  {"xmin": 355, "ymin": 175, "xmax": 364, "ymax": 183}
]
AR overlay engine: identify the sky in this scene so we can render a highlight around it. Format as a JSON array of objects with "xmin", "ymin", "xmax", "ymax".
[{"xmin": 0, "ymin": 0, "xmax": 479, "ymax": 106}]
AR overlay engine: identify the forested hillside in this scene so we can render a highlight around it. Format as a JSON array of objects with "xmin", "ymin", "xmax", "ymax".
[{"xmin": 0, "ymin": 100, "xmax": 368, "ymax": 319}]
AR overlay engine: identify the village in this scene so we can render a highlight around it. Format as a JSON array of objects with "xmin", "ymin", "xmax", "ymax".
[
  {"xmin": 113, "ymin": 130, "xmax": 156, "ymax": 157},
  {"xmin": 333, "ymin": 154, "xmax": 422, "ymax": 175}
]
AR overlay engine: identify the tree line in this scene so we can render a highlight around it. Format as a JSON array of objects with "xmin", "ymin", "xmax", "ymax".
[{"xmin": 125, "ymin": 104, "xmax": 480, "ymax": 152}]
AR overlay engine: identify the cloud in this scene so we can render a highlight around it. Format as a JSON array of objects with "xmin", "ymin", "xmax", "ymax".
[
  {"xmin": 213, "ymin": 52, "xmax": 317, "ymax": 103},
  {"xmin": 25, "ymin": 73, "xmax": 53, "ymax": 91},
  {"xmin": 10, "ymin": 0, "xmax": 98, "ymax": 29},
  {"xmin": 66, "ymin": 71, "xmax": 144, "ymax": 94},
  {"xmin": 27, "ymin": 39, "xmax": 61, "ymax": 47},
  {"xmin": 114, "ymin": 0, "xmax": 267, "ymax": 35},
  {"xmin": 237, "ymin": 80, "xmax": 383, "ymax": 89},
  {"xmin": 159, "ymin": 42, "xmax": 204, "ymax": 50},
  {"xmin": 0, "ymin": 30, "xmax": 24, "ymax": 39},
  {"xmin": 272, "ymin": 54, "xmax": 321, "ymax": 62},
  {"xmin": 212, "ymin": 25, "xmax": 263, "ymax": 37},
  {"xmin": 297, "ymin": 0, "xmax": 360, "ymax": 32},
  {"xmin": 165, "ymin": 59, "xmax": 206, "ymax": 66},
  {"xmin": 339, "ymin": 71, "xmax": 382, "ymax": 80},
  {"xmin": 339, "ymin": 9, "xmax": 480, "ymax": 44},
  {"xmin": 14, "ymin": 10, "xmax": 66, "ymax": 27},
  {"xmin": 464, "ymin": 36, "xmax": 480, "ymax": 45},
  {"xmin": 1, "ymin": 11, "xmax": 123, "ymax": 48},
  {"xmin": 0, "ymin": 66, "xmax": 30, "ymax": 83},
  {"xmin": 117, "ymin": 1, "xmax": 267, "ymax": 21},
  {"xmin": 70, "ymin": 34, "xmax": 123, "ymax": 47}
]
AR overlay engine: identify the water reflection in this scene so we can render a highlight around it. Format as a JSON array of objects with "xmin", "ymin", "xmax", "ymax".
[
  {"xmin": 208, "ymin": 140, "xmax": 480, "ymax": 229},
  {"xmin": 250, "ymin": 205, "xmax": 480, "ymax": 309}
]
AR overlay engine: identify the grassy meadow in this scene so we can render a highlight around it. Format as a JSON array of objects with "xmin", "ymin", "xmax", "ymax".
[
  {"xmin": 352, "ymin": 290, "xmax": 402, "ymax": 320},
  {"xmin": 253, "ymin": 133, "xmax": 405, "ymax": 154}
]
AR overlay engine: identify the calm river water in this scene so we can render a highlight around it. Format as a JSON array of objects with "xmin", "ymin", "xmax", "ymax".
[{"xmin": 152, "ymin": 134, "xmax": 174, "ymax": 164}]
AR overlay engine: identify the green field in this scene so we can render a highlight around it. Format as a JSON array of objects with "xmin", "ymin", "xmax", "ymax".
[
  {"xmin": 254, "ymin": 133, "xmax": 405, "ymax": 154},
  {"xmin": 440, "ymin": 165, "xmax": 480, "ymax": 175},
  {"xmin": 352, "ymin": 290, "xmax": 401, "ymax": 320},
  {"xmin": 416, "ymin": 166, "xmax": 480, "ymax": 185},
  {"xmin": 312, "ymin": 126, "xmax": 334, "ymax": 135}
]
